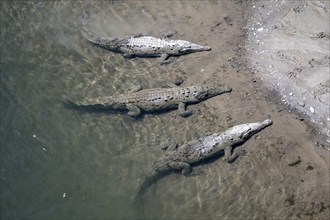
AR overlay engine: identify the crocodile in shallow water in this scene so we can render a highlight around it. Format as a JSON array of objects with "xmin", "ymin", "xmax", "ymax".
[
  {"xmin": 82, "ymin": 30, "xmax": 211, "ymax": 64},
  {"xmin": 68, "ymin": 82, "xmax": 232, "ymax": 117},
  {"xmin": 136, "ymin": 119, "xmax": 273, "ymax": 198}
]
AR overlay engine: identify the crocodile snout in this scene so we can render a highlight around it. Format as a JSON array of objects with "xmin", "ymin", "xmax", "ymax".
[
  {"xmin": 204, "ymin": 46, "xmax": 211, "ymax": 51},
  {"xmin": 224, "ymin": 87, "xmax": 232, "ymax": 92},
  {"xmin": 262, "ymin": 119, "xmax": 273, "ymax": 127}
]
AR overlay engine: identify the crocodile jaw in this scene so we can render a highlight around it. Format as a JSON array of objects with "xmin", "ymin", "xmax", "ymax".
[
  {"xmin": 208, "ymin": 86, "xmax": 232, "ymax": 96},
  {"xmin": 196, "ymin": 85, "xmax": 232, "ymax": 100},
  {"xmin": 225, "ymin": 119, "xmax": 273, "ymax": 140},
  {"xmin": 178, "ymin": 41, "xmax": 211, "ymax": 54}
]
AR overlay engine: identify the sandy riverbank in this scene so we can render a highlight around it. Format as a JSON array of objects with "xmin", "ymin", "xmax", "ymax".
[{"xmin": 245, "ymin": 0, "xmax": 329, "ymax": 138}]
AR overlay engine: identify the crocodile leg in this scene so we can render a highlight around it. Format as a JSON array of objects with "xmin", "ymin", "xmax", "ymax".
[
  {"xmin": 159, "ymin": 53, "xmax": 170, "ymax": 64},
  {"xmin": 173, "ymin": 77, "xmax": 184, "ymax": 86},
  {"xmin": 223, "ymin": 145, "xmax": 233, "ymax": 162},
  {"xmin": 121, "ymin": 47, "xmax": 135, "ymax": 58},
  {"xmin": 168, "ymin": 161, "xmax": 191, "ymax": 175},
  {"xmin": 227, "ymin": 148, "xmax": 247, "ymax": 163},
  {"xmin": 223, "ymin": 145, "xmax": 243, "ymax": 163},
  {"xmin": 160, "ymin": 138, "xmax": 177, "ymax": 150},
  {"xmin": 128, "ymin": 33, "xmax": 146, "ymax": 38},
  {"xmin": 165, "ymin": 81, "xmax": 180, "ymax": 88},
  {"xmin": 127, "ymin": 104, "xmax": 141, "ymax": 117},
  {"xmin": 166, "ymin": 142, "xmax": 178, "ymax": 152},
  {"xmin": 178, "ymin": 102, "xmax": 193, "ymax": 117},
  {"xmin": 163, "ymin": 78, "xmax": 183, "ymax": 88},
  {"xmin": 122, "ymin": 53, "xmax": 135, "ymax": 58},
  {"xmin": 129, "ymin": 84, "xmax": 142, "ymax": 93},
  {"xmin": 161, "ymin": 30, "xmax": 176, "ymax": 39}
]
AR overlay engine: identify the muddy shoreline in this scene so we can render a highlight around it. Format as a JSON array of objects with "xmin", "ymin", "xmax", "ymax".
[
  {"xmin": 245, "ymin": 0, "xmax": 330, "ymax": 138},
  {"xmin": 137, "ymin": 1, "xmax": 330, "ymax": 218}
]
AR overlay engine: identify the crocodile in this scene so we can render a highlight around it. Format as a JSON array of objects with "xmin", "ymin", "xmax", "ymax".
[
  {"xmin": 82, "ymin": 30, "xmax": 211, "ymax": 64},
  {"xmin": 68, "ymin": 82, "xmax": 232, "ymax": 117},
  {"xmin": 136, "ymin": 119, "xmax": 273, "ymax": 198}
]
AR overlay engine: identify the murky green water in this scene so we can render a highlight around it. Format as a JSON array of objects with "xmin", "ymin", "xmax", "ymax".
[
  {"xmin": 1, "ymin": 1, "xmax": 329, "ymax": 220},
  {"xmin": 0, "ymin": 1, "xmax": 233, "ymax": 219}
]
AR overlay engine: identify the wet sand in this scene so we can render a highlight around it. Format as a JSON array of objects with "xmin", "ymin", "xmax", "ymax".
[
  {"xmin": 246, "ymin": 0, "xmax": 330, "ymax": 138},
  {"xmin": 128, "ymin": 1, "xmax": 330, "ymax": 219}
]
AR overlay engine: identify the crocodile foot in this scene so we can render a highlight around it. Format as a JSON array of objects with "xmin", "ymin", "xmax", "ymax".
[
  {"xmin": 129, "ymin": 83, "xmax": 142, "ymax": 93},
  {"xmin": 180, "ymin": 110, "xmax": 193, "ymax": 117},
  {"xmin": 160, "ymin": 138, "xmax": 177, "ymax": 150},
  {"xmin": 159, "ymin": 55, "xmax": 174, "ymax": 65},
  {"xmin": 173, "ymin": 77, "xmax": 184, "ymax": 86},
  {"xmin": 161, "ymin": 30, "xmax": 177, "ymax": 39},
  {"xmin": 127, "ymin": 104, "xmax": 141, "ymax": 117},
  {"xmin": 226, "ymin": 148, "xmax": 247, "ymax": 163},
  {"xmin": 186, "ymin": 167, "xmax": 204, "ymax": 176}
]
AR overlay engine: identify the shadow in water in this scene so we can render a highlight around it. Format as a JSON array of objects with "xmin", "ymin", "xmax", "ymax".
[{"xmin": 62, "ymin": 98, "xmax": 193, "ymax": 120}]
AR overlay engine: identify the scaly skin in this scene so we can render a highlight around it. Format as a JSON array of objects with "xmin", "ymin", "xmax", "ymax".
[
  {"xmin": 82, "ymin": 30, "xmax": 211, "ymax": 64},
  {"xmin": 136, "ymin": 119, "xmax": 273, "ymax": 198},
  {"xmin": 69, "ymin": 83, "xmax": 232, "ymax": 117}
]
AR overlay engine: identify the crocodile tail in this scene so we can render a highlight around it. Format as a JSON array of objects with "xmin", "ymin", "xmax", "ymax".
[
  {"xmin": 136, "ymin": 172, "xmax": 160, "ymax": 199},
  {"xmin": 66, "ymin": 97, "xmax": 115, "ymax": 108},
  {"xmin": 80, "ymin": 28, "xmax": 98, "ymax": 43},
  {"xmin": 80, "ymin": 27, "xmax": 120, "ymax": 51},
  {"xmin": 132, "ymin": 174, "xmax": 159, "ymax": 218},
  {"xmin": 134, "ymin": 164, "xmax": 173, "ymax": 200},
  {"xmin": 131, "ymin": 173, "xmax": 156, "ymax": 218},
  {"xmin": 132, "ymin": 165, "xmax": 173, "ymax": 217}
]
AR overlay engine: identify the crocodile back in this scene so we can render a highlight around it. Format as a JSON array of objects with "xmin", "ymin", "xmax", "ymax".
[
  {"xmin": 127, "ymin": 36, "xmax": 170, "ymax": 48},
  {"xmin": 118, "ymin": 86, "xmax": 206, "ymax": 111},
  {"xmin": 167, "ymin": 134, "xmax": 229, "ymax": 164},
  {"xmin": 185, "ymin": 134, "xmax": 227, "ymax": 162},
  {"xmin": 169, "ymin": 119, "xmax": 272, "ymax": 164},
  {"xmin": 124, "ymin": 36, "xmax": 181, "ymax": 56}
]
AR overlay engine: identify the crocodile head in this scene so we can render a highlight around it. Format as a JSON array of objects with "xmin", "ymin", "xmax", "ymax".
[
  {"xmin": 224, "ymin": 119, "xmax": 273, "ymax": 141},
  {"xmin": 176, "ymin": 40, "xmax": 211, "ymax": 54},
  {"xmin": 194, "ymin": 85, "xmax": 232, "ymax": 100}
]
